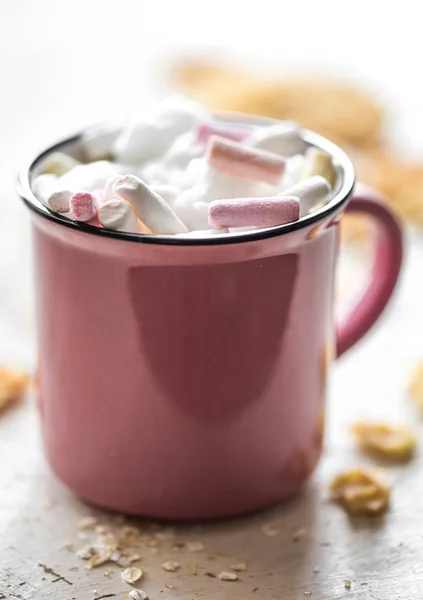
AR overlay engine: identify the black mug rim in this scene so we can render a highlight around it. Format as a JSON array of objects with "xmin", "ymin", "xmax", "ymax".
[{"xmin": 16, "ymin": 120, "xmax": 355, "ymax": 247}]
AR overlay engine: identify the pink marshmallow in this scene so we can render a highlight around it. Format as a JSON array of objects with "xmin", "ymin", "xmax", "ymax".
[
  {"xmin": 207, "ymin": 135, "xmax": 286, "ymax": 185},
  {"xmin": 69, "ymin": 191, "xmax": 97, "ymax": 222},
  {"xmin": 196, "ymin": 122, "xmax": 251, "ymax": 144},
  {"xmin": 208, "ymin": 196, "xmax": 300, "ymax": 228}
]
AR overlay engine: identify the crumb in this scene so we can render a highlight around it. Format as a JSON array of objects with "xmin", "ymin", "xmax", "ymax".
[
  {"xmin": 229, "ymin": 563, "xmax": 246, "ymax": 572},
  {"xmin": 291, "ymin": 527, "xmax": 307, "ymax": 542},
  {"xmin": 0, "ymin": 366, "xmax": 29, "ymax": 413},
  {"xmin": 128, "ymin": 553, "xmax": 141, "ymax": 563},
  {"xmin": 59, "ymin": 540, "xmax": 73, "ymax": 550},
  {"xmin": 121, "ymin": 567, "xmax": 143, "ymax": 584},
  {"xmin": 76, "ymin": 516, "xmax": 98, "ymax": 530},
  {"xmin": 330, "ymin": 468, "xmax": 391, "ymax": 515},
  {"xmin": 165, "ymin": 583, "xmax": 175, "ymax": 589},
  {"xmin": 161, "ymin": 561, "xmax": 180, "ymax": 572},
  {"xmin": 304, "ymin": 591, "xmax": 312, "ymax": 597},
  {"xmin": 218, "ymin": 571, "xmax": 238, "ymax": 582},
  {"xmin": 95, "ymin": 525, "xmax": 110, "ymax": 536},
  {"xmin": 261, "ymin": 522, "xmax": 280, "ymax": 537},
  {"xmin": 76, "ymin": 546, "xmax": 96, "ymax": 560},
  {"xmin": 408, "ymin": 364, "xmax": 423, "ymax": 410},
  {"xmin": 351, "ymin": 421, "xmax": 417, "ymax": 461},
  {"xmin": 186, "ymin": 541, "xmax": 204, "ymax": 552},
  {"xmin": 345, "ymin": 580, "xmax": 352, "ymax": 590},
  {"xmin": 155, "ymin": 529, "xmax": 175, "ymax": 542}
]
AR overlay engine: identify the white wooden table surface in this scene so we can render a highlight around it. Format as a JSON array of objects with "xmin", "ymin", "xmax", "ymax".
[{"xmin": 2, "ymin": 1, "xmax": 423, "ymax": 598}]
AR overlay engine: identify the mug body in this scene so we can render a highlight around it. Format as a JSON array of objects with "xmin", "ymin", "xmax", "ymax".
[{"xmin": 22, "ymin": 126, "xmax": 353, "ymax": 519}]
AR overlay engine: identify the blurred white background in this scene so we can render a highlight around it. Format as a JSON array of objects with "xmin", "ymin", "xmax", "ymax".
[{"xmin": 1, "ymin": 0, "xmax": 423, "ymax": 433}]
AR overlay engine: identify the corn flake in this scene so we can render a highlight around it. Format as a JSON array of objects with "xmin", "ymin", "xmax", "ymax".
[
  {"xmin": 352, "ymin": 422, "xmax": 417, "ymax": 461},
  {"xmin": 330, "ymin": 468, "xmax": 391, "ymax": 516}
]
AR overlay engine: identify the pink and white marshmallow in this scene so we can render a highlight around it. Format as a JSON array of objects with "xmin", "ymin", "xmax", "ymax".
[{"xmin": 207, "ymin": 136, "xmax": 286, "ymax": 185}]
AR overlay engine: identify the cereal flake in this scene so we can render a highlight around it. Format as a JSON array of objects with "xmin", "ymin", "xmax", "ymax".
[
  {"xmin": 0, "ymin": 366, "xmax": 28, "ymax": 413},
  {"xmin": 121, "ymin": 567, "xmax": 143, "ymax": 584},
  {"xmin": 330, "ymin": 468, "xmax": 391, "ymax": 515},
  {"xmin": 161, "ymin": 561, "xmax": 180, "ymax": 572},
  {"xmin": 129, "ymin": 590, "xmax": 148, "ymax": 600},
  {"xmin": 352, "ymin": 421, "xmax": 417, "ymax": 460}
]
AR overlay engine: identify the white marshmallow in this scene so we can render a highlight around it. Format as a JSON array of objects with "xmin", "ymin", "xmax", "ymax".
[
  {"xmin": 32, "ymin": 173, "xmax": 58, "ymax": 205},
  {"xmin": 280, "ymin": 154, "xmax": 306, "ymax": 189},
  {"xmin": 57, "ymin": 161, "xmax": 123, "ymax": 193},
  {"xmin": 83, "ymin": 124, "xmax": 121, "ymax": 161},
  {"xmin": 229, "ymin": 226, "xmax": 260, "ymax": 233},
  {"xmin": 162, "ymin": 131, "xmax": 204, "ymax": 169},
  {"xmin": 114, "ymin": 95, "xmax": 208, "ymax": 164},
  {"xmin": 172, "ymin": 193, "xmax": 210, "ymax": 231},
  {"xmin": 42, "ymin": 152, "xmax": 80, "ymax": 176},
  {"xmin": 280, "ymin": 176, "xmax": 331, "ymax": 217},
  {"xmin": 249, "ymin": 122, "xmax": 306, "ymax": 156},
  {"xmin": 98, "ymin": 199, "xmax": 140, "ymax": 233},
  {"xmin": 150, "ymin": 184, "xmax": 180, "ymax": 207},
  {"xmin": 175, "ymin": 228, "xmax": 229, "ymax": 238},
  {"xmin": 140, "ymin": 162, "xmax": 170, "ymax": 186},
  {"xmin": 104, "ymin": 175, "xmax": 120, "ymax": 200},
  {"xmin": 114, "ymin": 174, "xmax": 188, "ymax": 234},
  {"xmin": 47, "ymin": 190, "xmax": 72, "ymax": 213}
]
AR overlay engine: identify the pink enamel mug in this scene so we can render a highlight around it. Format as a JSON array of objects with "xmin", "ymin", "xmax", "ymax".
[{"xmin": 17, "ymin": 118, "xmax": 403, "ymax": 520}]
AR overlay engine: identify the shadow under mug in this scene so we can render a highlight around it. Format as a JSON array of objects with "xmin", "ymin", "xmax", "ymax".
[{"xmin": 17, "ymin": 119, "xmax": 403, "ymax": 520}]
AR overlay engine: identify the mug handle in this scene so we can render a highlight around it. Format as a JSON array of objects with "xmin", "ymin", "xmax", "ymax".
[{"xmin": 336, "ymin": 187, "xmax": 404, "ymax": 358}]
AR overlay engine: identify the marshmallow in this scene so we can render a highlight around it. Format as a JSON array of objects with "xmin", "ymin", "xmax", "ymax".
[
  {"xmin": 47, "ymin": 190, "xmax": 72, "ymax": 213},
  {"xmin": 69, "ymin": 191, "xmax": 98, "ymax": 222},
  {"xmin": 114, "ymin": 174, "xmax": 188, "ymax": 234},
  {"xmin": 209, "ymin": 197, "xmax": 300, "ymax": 228},
  {"xmin": 98, "ymin": 199, "xmax": 141, "ymax": 233},
  {"xmin": 139, "ymin": 162, "xmax": 170, "ymax": 186},
  {"xmin": 208, "ymin": 136, "xmax": 286, "ymax": 185},
  {"xmin": 104, "ymin": 175, "xmax": 121, "ymax": 200},
  {"xmin": 32, "ymin": 173, "xmax": 58, "ymax": 205},
  {"xmin": 249, "ymin": 122, "xmax": 306, "ymax": 156},
  {"xmin": 196, "ymin": 122, "xmax": 250, "ymax": 144},
  {"xmin": 301, "ymin": 147, "xmax": 337, "ymax": 188},
  {"xmin": 83, "ymin": 124, "xmax": 121, "ymax": 161},
  {"xmin": 93, "ymin": 189, "xmax": 107, "ymax": 205},
  {"xmin": 172, "ymin": 194, "xmax": 210, "ymax": 231},
  {"xmin": 58, "ymin": 161, "xmax": 123, "ymax": 193},
  {"xmin": 175, "ymin": 227, "xmax": 229, "ymax": 238},
  {"xmin": 114, "ymin": 95, "xmax": 208, "ymax": 164},
  {"xmin": 280, "ymin": 154, "xmax": 306, "ymax": 189},
  {"xmin": 150, "ymin": 184, "xmax": 180, "ymax": 207},
  {"xmin": 281, "ymin": 176, "xmax": 331, "ymax": 217},
  {"xmin": 161, "ymin": 132, "xmax": 203, "ymax": 170},
  {"xmin": 42, "ymin": 152, "xmax": 80, "ymax": 177}
]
